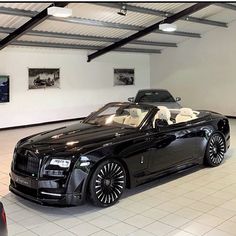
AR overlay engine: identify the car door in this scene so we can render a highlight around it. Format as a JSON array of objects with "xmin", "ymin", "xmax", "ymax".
[
  {"xmin": 118, "ymin": 130, "xmax": 155, "ymax": 182},
  {"xmin": 146, "ymin": 121, "xmax": 199, "ymax": 174}
]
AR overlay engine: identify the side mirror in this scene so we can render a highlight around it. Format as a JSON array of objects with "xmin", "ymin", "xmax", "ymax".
[
  {"xmin": 128, "ymin": 97, "xmax": 134, "ymax": 102},
  {"xmin": 176, "ymin": 97, "xmax": 181, "ymax": 102}
]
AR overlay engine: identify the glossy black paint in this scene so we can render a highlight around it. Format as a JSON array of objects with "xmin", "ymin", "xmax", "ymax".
[
  {"xmin": 9, "ymin": 103, "xmax": 230, "ymax": 206},
  {"xmin": 0, "ymin": 202, "xmax": 7, "ymax": 236}
]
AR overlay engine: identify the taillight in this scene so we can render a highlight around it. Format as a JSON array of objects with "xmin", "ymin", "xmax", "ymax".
[{"xmin": 1, "ymin": 208, "xmax": 6, "ymax": 225}]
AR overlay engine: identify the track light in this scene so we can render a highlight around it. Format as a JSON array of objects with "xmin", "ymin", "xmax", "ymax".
[
  {"xmin": 159, "ymin": 23, "xmax": 177, "ymax": 32},
  {"xmin": 47, "ymin": 6, "xmax": 72, "ymax": 18},
  {"xmin": 117, "ymin": 4, "xmax": 127, "ymax": 16}
]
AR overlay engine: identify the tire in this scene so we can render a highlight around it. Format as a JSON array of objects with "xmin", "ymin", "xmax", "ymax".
[
  {"xmin": 205, "ymin": 133, "xmax": 226, "ymax": 167},
  {"xmin": 89, "ymin": 159, "xmax": 126, "ymax": 207}
]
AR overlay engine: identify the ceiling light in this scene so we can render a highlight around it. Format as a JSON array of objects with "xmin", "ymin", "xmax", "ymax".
[
  {"xmin": 159, "ymin": 23, "xmax": 177, "ymax": 32},
  {"xmin": 47, "ymin": 6, "xmax": 72, "ymax": 18},
  {"xmin": 117, "ymin": 5, "xmax": 127, "ymax": 16}
]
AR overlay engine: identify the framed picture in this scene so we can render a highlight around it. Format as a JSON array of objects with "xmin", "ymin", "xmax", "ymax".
[
  {"xmin": 114, "ymin": 68, "xmax": 135, "ymax": 86},
  {"xmin": 28, "ymin": 68, "xmax": 60, "ymax": 89},
  {"xmin": 0, "ymin": 75, "xmax": 9, "ymax": 103}
]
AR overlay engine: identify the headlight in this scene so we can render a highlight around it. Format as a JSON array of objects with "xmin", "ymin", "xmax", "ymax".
[{"xmin": 50, "ymin": 159, "xmax": 71, "ymax": 168}]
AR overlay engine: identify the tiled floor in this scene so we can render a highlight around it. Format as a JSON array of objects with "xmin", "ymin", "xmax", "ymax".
[{"xmin": 1, "ymin": 119, "xmax": 236, "ymax": 236}]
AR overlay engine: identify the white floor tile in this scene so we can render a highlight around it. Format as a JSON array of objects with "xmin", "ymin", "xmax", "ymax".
[
  {"xmin": 141, "ymin": 208, "xmax": 170, "ymax": 220},
  {"xmin": 204, "ymin": 228, "xmax": 234, "ymax": 236},
  {"xmin": 124, "ymin": 214, "xmax": 155, "ymax": 228},
  {"xmin": 166, "ymin": 229, "xmax": 195, "ymax": 236},
  {"xmin": 69, "ymin": 222, "xmax": 100, "ymax": 236},
  {"xmin": 7, "ymin": 222, "xmax": 28, "ymax": 236},
  {"xmin": 105, "ymin": 222, "xmax": 138, "ymax": 236},
  {"xmin": 90, "ymin": 215, "xmax": 119, "ymax": 228},
  {"xmin": 159, "ymin": 213, "xmax": 190, "ymax": 227},
  {"xmin": 180, "ymin": 221, "xmax": 212, "ymax": 235},
  {"xmin": 175, "ymin": 207, "xmax": 203, "ymax": 220},
  {"xmin": 217, "ymin": 221, "xmax": 236, "ymax": 235},
  {"xmin": 143, "ymin": 221, "xmax": 175, "ymax": 236},
  {"xmin": 30, "ymin": 222, "xmax": 65, "ymax": 236},
  {"xmin": 194, "ymin": 213, "xmax": 225, "ymax": 227}
]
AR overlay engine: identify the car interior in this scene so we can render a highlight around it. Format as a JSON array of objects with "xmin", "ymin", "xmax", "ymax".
[
  {"xmin": 104, "ymin": 106, "xmax": 199, "ymax": 129},
  {"xmin": 104, "ymin": 107, "xmax": 149, "ymax": 128},
  {"xmin": 153, "ymin": 106, "xmax": 199, "ymax": 128}
]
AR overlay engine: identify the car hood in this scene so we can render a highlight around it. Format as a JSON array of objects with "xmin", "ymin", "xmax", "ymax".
[
  {"xmin": 18, "ymin": 122, "xmax": 134, "ymax": 154},
  {"xmin": 140, "ymin": 102, "xmax": 181, "ymax": 109}
]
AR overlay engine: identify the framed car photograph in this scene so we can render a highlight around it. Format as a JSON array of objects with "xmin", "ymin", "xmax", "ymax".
[
  {"xmin": 0, "ymin": 75, "xmax": 10, "ymax": 103},
  {"xmin": 114, "ymin": 68, "xmax": 135, "ymax": 86},
  {"xmin": 28, "ymin": 68, "xmax": 60, "ymax": 89}
]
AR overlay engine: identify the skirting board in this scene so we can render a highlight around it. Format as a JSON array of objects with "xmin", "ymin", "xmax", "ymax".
[{"xmin": 0, "ymin": 117, "xmax": 85, "ymax": 131}]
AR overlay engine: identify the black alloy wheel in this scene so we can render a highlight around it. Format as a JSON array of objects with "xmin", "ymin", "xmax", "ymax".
[
  {"xmin": 205, "ymin": 133, "xmax": 226, "ymax": 167},
  {"xmin": 90, "ymin": 160, "xmax": 126, "ymax": 207}
]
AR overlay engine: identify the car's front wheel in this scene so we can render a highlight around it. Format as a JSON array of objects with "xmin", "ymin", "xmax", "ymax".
[
  {"xmin": 90, "ymin": 160, "xmax": 126, "ymax": 207},
  {"xmin": 205, "ymin": 133, "xmax": 226, "ymax": 167}
]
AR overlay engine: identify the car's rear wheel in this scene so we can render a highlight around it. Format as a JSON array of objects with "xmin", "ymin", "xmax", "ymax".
[
  {"xmin": 89, "ymin": 160, "xmax": 126, "ymax": 207},
  {"xmin": 205, "ymin": 133, "xmax": 226, "ymax": 167}
]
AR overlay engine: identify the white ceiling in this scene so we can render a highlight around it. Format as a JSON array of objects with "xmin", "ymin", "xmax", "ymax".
[{"xmin": 0, "ymin": 2, "xmax": 235, "ymax": 54}]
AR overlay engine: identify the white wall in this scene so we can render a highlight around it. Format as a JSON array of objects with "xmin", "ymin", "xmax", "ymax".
[
  {"xmin": 0, "ymin": 47, "xmax": 150, "ymax": 128},
  {"xmin": 150, "ymin": 20, "xmax": 236, "ymax": 116}
]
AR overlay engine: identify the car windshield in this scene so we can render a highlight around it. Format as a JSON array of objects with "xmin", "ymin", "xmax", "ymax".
[
  {"xmin": 138, "ymin": 90, "xmax": 175, "ymax": 103},
  {"xmin": 84, "ymin": 104, "xmax": 152, "ymax": 128}
]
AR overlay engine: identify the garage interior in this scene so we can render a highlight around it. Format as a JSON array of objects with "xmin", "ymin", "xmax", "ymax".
[{"xmin": 1, "ymin": 2, "xmax": 236, "ymax": 236}]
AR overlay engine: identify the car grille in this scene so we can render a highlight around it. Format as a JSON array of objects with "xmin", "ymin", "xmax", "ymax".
[{"xmin": 14, "ymin": 149, "xmax": 40, "ymax": 176}]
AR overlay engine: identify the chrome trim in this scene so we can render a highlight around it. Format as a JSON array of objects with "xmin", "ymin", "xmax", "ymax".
[{"xmin": 40, "ymin": 191, "xmax": 62, "ymax": 197}]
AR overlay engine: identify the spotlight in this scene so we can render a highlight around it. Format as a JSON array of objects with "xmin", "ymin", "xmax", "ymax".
[
  {"xmin": 117, "ymin": 5, "xmax": 127, "ymax": 16},
  {"xmin": 47, "ymin": 6, "xmax": 72, "ymax": 18},
  {"xmin": 159, "ymin": 23, "xmax": 177, "ymax": 32}
]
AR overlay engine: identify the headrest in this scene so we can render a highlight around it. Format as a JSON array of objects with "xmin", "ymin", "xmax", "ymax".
[
  {"xmin": 179, "ymin": 108, "xmax": 194, "ymax": 117},
  {"xmin": 129, "ymin": 108, "xmax": 141, "ymax": 118},
  {"xmin": 157, "ymin": 108, "xmax": 171, "ymax": 120}
]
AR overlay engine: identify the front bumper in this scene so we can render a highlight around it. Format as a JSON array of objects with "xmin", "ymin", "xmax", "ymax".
[{"xmin": 9, "ymin": 168, "xmax": 89, "ymax": 206}]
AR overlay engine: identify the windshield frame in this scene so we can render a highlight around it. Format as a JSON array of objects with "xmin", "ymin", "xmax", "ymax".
[{"xmin": 83, "ymin": 102, "xmax": 155, "ymax": 129}]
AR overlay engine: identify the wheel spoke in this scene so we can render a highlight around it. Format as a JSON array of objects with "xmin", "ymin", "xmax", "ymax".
[
  {"xmin": 100, "ymin": 169, "xmax": 104, "ymax": 176},
  {"xmin": 94, "ymin": 161, "xmax": 125, "ymax": 206},
  {"xmin": 208, "ymin": 134, "xmax": 225, "ymax": 165}
]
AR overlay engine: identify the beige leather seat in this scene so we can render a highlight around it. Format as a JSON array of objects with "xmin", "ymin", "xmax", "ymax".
[
  {"xmin": 153, "ymin": 107, "xmax": 173, "ymax": 127},
  {"xmin": 113, "ymin": 116, "xmax": 127, "ymax": 124},
  {"xmin": 176, "ymin": 108, "xmax": 197, "ymax": 123},
  {"xmin": 124, "ymin": 108, "xmax": 142, "ymax": 127}
]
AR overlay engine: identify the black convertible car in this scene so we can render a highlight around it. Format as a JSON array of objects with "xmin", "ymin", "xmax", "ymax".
[{"xmin": 10, "ymin": 103, "xmax": 230, "ymax": 207}]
